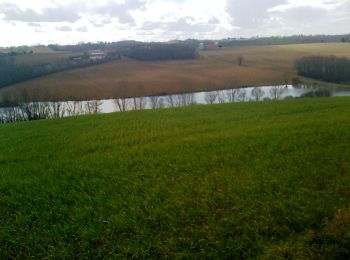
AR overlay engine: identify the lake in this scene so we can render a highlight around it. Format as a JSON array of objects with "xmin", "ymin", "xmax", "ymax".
[{"xmin": 1, "ymin": 84, "xmax": 350, "ymax": 123}]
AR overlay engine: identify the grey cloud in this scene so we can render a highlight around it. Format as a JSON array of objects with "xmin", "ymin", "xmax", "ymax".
[
  {"xmin": 269, "ymin": 5, "xmax": 350, "ymax": 35},
  {"xmin": 89, "ymin": 18, "xmax": 112, "ymax": 28},
  {"xmin": 271, "ymin": 6, "xmax": 328, "ymax": 24},
  {"xmin": 94, "ymin": 0, "xmax": 146, "ymax": 24},
  {"xmin": 141, "ymin": 17, "xmax": 215, "ymax": 33},
  {"xmin": 208, "ymin": 17, "xmax": 220, "ymax": 25},
  {"xmin": 0, "ymin": 3, "xmax": 81, "ymax": 22},
  {"xmin": 76, "ymin": 26, "xmax": 88, "ymax": 32},
  {"xmin": 226, "ymin": 0, "xmax": 287, "ymax": 28},
  {"xmin": 55, "ymin": 25, "xmax": 73, "ymax": 32},
  {"xmin": 28, "ymin": 22, "xmax": 41, "ymax": 27}
]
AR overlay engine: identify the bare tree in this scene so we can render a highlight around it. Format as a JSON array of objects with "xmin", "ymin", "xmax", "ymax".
[
  {"xmin": 158, "ymin": 97, "xmax": 165, "ymax": 108},
  {"xmin": 50, "ymin": 102, "xmax": 65, "ymax": 118},
  {"xmin": 237, "ymin": 55, "xmax": 244, "ymax": 66},
  {"xmin": 176, "ymin": 93, "xmax": 195, "ymax": 106},
  {"xmin": 130, "ymin": 82, "xmax": 147, "ymax": 110},
  {"xmin": 66, "ymin": 101, "xmax": 83, "ymax": 116},
  {"xmin": 217, "ymin": 91, "xmax": 226, "ymax": 104},
  {"xmin": 269, "ymin": 86, "xmax": 286, "ymax": 100},
  {"xmin": 236, "ymin": 89, "xmax": 247, "ymax": 102},
  {"xmin": 251, "ymin": 87, "xmax": 265, "ymax": 101},
  {"xmin": 113, "ymin": 97, "xmax": 131, "ymax": 112},
  {"xmin": 149, "ymin": 96, "xmax": 162, "ymax": 109},
  {"xmin": 204, "ymin": 91, "xmax": 218, "ymax": 104},
  {"xmin": 85, "ymin": 100, "xmax": 102, "ymax": 114},
  {"xmin": 225, "ymin": 89, "xmax": 237, "ymax": 103},
  {"xmin": 113, "ymin": 81, "xmax": 131, "ymax": 112},
  {"xmin": 1, "ymin": 106, "xmax": 26, "ymax": 123},
  {"xmin": 165, "ymin": 95, "xmax": 177, "ymax": 108},
  {"xmin": 131, "ymin": 97, "xmax": 147, "ymax": 110}
]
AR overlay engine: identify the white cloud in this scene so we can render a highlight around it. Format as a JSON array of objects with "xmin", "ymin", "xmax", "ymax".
[{"xmin": 0, "ymin": 0, "xmax": 349, "ymax": 46}]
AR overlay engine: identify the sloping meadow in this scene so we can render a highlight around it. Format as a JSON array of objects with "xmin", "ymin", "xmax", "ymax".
[{"xmin": 0, "ymin": 97, "xmax": 350, "ymax": 258}]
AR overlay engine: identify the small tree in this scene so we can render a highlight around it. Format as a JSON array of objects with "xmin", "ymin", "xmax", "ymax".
[
  {"xmin": 269, "ymin": 86, "xmax": 286, "ymax": 100},
  {"xmin": 236, "ymin": 89, "xmax": 247, "ymax": 102},
  {"xmin": 204, "ymin": 91, "xmax": 218, "ymax": 104},
  {"xmin": 237, "ymin": 55, "xmax": 244, "ymax": 66},
  {"xmin": 131, "ymin": 97, "xmax": 147, "ymax": 110},
  {"xmin": 165, "ymin": 95, "xmax": 176, "ymax": 108},
  {"xmin": 217, "ymin": 91, "xmax": 226, "ymax": 103},
  {"xmin": 149, "ymin": 96, "xmax": 162, "ymax": 109},
  {"xmin": 113, "ymin": 97, "xmax": 131, "ymax": 112},
  {"xmin": 225, "ymin": 89, "xmax": 237, "ymax": 103},
  {"xmin": 251, "ymin": 87, "xmax": 265, "ymax": 101}
]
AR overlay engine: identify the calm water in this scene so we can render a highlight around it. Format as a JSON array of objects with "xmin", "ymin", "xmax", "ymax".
[
  {"xmin": 1, "ymin": 85, "xmax": 350, "ymax": 123},
  {"xmin": 97, "ymin": 85, "xmax": 350, "ymax": 113}
]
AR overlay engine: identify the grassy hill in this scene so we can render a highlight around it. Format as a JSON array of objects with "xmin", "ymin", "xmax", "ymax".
[
  {"xmin": 0, "ymin": 97, "xmax": 350, "ymax": 258},
  {"xmin": 1, "ymin": 43, "xmax": 350, "ymax": 101}
]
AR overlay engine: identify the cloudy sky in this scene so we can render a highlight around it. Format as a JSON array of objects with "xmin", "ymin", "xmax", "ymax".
[{"xmin": 0, "ymin": 0, "xmax": 349, "ymax": 46}]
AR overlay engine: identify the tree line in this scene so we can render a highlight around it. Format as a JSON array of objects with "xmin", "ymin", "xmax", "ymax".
[
  {"xmin": 0, "ymin": 52, "xmax": 120, "ymax": 89},
  {"xmin": 1, "ymin": 85, "xmax": 290, "ymax": 124},
  {"xmin": 125, "ymin": 43, "xmax": 196, "ymax": 61},
  {"xmin": 294, "ymin": 56, "xmax": 350, "ymax": 83}
]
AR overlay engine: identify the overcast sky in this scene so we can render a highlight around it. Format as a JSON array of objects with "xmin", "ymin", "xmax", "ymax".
[{"xmin": 0, "ymin": 0, "xmax": 349, "ymax": 46}]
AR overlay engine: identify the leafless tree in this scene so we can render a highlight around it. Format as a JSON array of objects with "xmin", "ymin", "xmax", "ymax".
[
  {"xmin": 204, "ymin": 91, "xmax": 218, "ymax": 104},
  {"xmin": 236, "ymin": 89, "xmax": 247, "ymax": 102},
  {"xmin": 158, "ymin": 97, "xmax": 165, "ymax": 108},
  {"xmin": 1, "ymin": 107, "xmax": 26, "ymax": 123},
  {"xmin": 225, "ymin": 89, "xmax": 238, "ymax": 102},
  {"xmin": 237, "ymin": 55, "xmax": 244, "ymax": 66},
  {"xmin": 50, "ymin": 102, "xmax": 65, "ymax": 118},
  {"xmin": 66, "ymin": 101, "xmax": 83, "ymax": 116},
  {"xmin": 85, "ymin": 100, "xmax": 102, "ymax": 114},
  {"xmin": 131, "ymin": 97, "xmax": 147, "ymax": 110},
  {"xmin": 251, "ymin": 87, "xmax": 265, "ymax": 101},
  {"xmin": 165, "ymin": 95, "xmax": 176, "ymax": 108},
  {"xmin": 269, "ymin": 86, "xmax": 286, "ymax": 100},
  {"xmin": 176, "ymin": 93, "xmax": 195, "ymax": 106},
  {"xmin": 217, "ymin": 91, "xmax": 226, "ymax": 104},
  {"xmin": 113, "ymin": 97, "xmax": 131, "ymax": 112},
  {"xmin": 149, "ymin": 96, "xmax": 162, "ymax": 109}
]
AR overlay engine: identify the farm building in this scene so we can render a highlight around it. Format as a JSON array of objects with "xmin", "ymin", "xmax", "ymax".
[
  {"xmin": 88, "ymin": 50, "xmax": 106, "ymax": 60},
  {"xmin": 198, "ymin": 42, "xmax": 222, "ymax": 51}
]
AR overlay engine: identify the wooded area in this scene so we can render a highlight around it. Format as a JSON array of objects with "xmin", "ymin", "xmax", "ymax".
[
  {"xmin": 295, "ymin": 55, "xmax": 350, "ymax": 83},
  {"xmin": 0, "ymin": 52, "xmax": 120, "ymax": 89}
]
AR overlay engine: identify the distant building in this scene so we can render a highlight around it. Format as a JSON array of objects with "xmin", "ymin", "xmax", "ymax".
[
  {"xmin": 88, "ymin": 50, "xmax": 106, "ymax": 60},
  {"xmin": 198, "ymin": 42, "xmax": 221, "ymax": 51}
]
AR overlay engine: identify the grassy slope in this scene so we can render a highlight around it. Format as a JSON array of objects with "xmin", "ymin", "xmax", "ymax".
[
  {"xmin": 1, "ymin": 97, "xmax": 350, "ymax": 258},
  {"xmin": 2, "ymin": 43, "xmax": 350, "ymax": 101}
]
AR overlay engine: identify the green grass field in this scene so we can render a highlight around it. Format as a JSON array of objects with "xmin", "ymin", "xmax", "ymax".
[{"xmin": 1, "ymin": 98, "xmax": 350, "ymax": 258}]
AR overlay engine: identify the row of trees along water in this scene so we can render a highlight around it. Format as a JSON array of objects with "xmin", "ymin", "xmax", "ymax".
[
  {"xmin": 0, "ymin": 86, "xmax": 289, "ymax": 124},
  {"xmin": 295, "ymin": 56, "xmax": 350, "ymax": 83}
]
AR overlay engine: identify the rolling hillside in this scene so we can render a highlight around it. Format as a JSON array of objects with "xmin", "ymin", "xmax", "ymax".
[{"xmin": 1, "ymin": 97, "xmax": 350, "ymax": 258}]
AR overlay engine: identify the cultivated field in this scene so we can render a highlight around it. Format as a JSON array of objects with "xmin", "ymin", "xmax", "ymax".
[
  {"xmin": 0, "ymin": 97, "xmax": 350, "ymax": 258},
  {"xmin": 2, "ymin": 43, "xmax": 350, "ymax": 101}
]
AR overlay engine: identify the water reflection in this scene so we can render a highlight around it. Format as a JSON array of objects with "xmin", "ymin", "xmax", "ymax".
[{"xmin": 1, "ymin": 85, "xmax": 349, "ymax": 124}]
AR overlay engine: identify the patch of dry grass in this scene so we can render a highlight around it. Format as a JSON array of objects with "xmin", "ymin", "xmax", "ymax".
[{"xmin": 2, "ymin": 43, "xmax": 350, "ymax": 101}]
